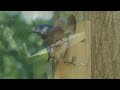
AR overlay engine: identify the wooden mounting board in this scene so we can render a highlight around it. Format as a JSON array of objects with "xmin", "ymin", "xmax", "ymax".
[{"xmin": 54, "ymin": 21, "xmax": 91, "ymax": 79}]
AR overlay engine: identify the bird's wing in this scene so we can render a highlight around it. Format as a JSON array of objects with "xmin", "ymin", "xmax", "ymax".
[
  {"xmin": 45, "ymin": 26, "xmax": 64, "ymax": 46},
  {"xmin": 29, "ymin": 32, "xmax": 85, "ymax": 59}
]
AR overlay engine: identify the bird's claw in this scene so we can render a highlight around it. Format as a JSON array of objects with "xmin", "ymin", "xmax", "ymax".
[{"xmin": 64, "ymin": 56, "xmax": 76, "ymax": 66}]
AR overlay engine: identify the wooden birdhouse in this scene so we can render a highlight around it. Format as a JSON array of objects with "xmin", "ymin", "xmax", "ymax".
[{"xmin": 53, "ymin": 14, "xmax": 91, "ymax": 79}]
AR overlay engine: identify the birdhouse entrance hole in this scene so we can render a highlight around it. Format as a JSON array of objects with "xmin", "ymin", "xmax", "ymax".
[{"xmin": 67, "ymin": 15, "xmax": 76, "ymax": 34}]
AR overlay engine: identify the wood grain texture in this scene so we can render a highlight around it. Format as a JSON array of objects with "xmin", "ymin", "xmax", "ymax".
[{"xmin": 85, "ymin": 11, "xmax": 120, "ymax": 79}]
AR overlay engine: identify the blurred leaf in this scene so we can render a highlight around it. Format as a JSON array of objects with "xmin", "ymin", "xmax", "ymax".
[
  {"xmin": 28, "ymin": 53, "xmax": 48, "ymax": 64},
  {"xmin": 0, "ymin": 11, "xmax": 54, "ymax": 79}
]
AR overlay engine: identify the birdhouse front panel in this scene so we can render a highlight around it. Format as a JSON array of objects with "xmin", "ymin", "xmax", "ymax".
[{"xmin": 54, "ymin": 21, "xmax": 91, "ymax": 79}]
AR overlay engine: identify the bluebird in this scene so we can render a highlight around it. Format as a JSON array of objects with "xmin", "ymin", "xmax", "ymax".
[
  {"xmin": 32, "ymin": 24, "xmax": 66, "ymax": 61},
  {"xmin": 32, "ymin": 24, "xmax": 66, "ymax": 78}
]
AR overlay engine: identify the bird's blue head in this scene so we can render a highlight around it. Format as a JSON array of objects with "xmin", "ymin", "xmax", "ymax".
[{"xmin": 32, "ymin": 24, "xmax": 54, "ymax": 35}]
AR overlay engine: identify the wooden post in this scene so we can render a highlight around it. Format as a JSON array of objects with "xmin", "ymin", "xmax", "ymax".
[{"xmin": 85, "ymin": 11, "xmax": 120, "ymax": 79}]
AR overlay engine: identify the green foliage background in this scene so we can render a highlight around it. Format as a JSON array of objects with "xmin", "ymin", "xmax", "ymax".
[{"xmin": 0, "ymin": 11, "xmax": 54, "ymax": 79}]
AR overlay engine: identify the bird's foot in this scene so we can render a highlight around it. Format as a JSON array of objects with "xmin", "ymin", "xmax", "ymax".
[
  {"xmin": 64, "ymin": 56, "xmax": 76, "ymax": 66},
  {"xmin": 64, "ymin": 61, "xmax": 75, "ymax": 66}
]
